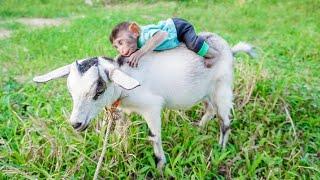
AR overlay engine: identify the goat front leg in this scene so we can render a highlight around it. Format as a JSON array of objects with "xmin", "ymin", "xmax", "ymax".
[{"xmin": 142, "ymin": 108, "xmax": 166, "ymax": 170}]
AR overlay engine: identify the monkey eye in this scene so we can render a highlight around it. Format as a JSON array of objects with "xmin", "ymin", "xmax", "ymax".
[{"xmin": 118, "ymin": 40, "xmax": 123, "ymax": 45}]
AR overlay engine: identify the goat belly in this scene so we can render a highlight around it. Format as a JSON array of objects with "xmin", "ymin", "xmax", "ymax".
[{"xmin": 160, "ymin": 86, "xmax": 208, "ymax": 109}]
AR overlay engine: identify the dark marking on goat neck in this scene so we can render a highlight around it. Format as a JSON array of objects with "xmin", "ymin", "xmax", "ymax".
[{"xmin": 116, "ymin": 55, "xmax": 127, "ymax": 67}]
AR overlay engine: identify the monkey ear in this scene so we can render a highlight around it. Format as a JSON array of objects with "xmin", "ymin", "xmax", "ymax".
[{"xmin": 129, "ymin": 22, "xmax": 140, "ymax": 37}]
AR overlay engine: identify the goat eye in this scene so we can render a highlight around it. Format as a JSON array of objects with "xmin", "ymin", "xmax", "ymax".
[
  {"xmin": 93, "ymin": 78, "xmax": 106, "ymax": 100},
  {"xmin": 97, "ymin": 87, "xmax": 104, "ymax": 95},
  {"xmin": 93, "ymin": 87, "xmax": 105, "ymax": 100}
]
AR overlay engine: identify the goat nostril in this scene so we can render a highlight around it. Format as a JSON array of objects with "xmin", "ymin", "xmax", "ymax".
[{"xmin": 72, "ymin": 122, "xmax": 82, "ymax": 129}]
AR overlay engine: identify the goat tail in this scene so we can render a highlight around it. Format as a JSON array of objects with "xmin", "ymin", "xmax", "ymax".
[{"xmin": 231, "ymin": 42, "xmax": 257, "ymax": 58}]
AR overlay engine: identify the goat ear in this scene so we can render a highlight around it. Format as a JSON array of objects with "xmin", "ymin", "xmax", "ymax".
[
  {"xmin": 33, "ymin": 64, "xmax": 70, "ymax": 83},
  {"xmin": 109, "ymin": 69, "xmax": 140, "ymax": 90}
]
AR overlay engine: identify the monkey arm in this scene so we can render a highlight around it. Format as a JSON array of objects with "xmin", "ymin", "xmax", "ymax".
[
  {"xmin": 139, "ymin": 31, "xmax": 168, "ymax": 55},
  {"xmin": 127, "ymin": 31, "xmax": 168, "ymax": 67}
]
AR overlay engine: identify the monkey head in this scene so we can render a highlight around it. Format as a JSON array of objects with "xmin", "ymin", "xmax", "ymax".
[{"xmin": 109, "ymin": 22, "xmax": 140, "ymax": 57}]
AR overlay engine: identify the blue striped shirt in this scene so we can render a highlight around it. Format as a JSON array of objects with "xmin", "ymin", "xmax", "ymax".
[{"xmin": 137, "ymin": 18, "xmax": 180, "ymax": 51}]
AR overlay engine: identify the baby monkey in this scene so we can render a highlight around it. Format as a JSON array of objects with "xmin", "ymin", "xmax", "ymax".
[{"xmin": 109, "ymin": 18, "xmax": 219, "ymax": 68}]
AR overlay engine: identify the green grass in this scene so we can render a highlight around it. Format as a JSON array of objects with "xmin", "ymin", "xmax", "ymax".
[{"xmin": 1, "ymin": 0, "xmax": 319, "ymax": 179}]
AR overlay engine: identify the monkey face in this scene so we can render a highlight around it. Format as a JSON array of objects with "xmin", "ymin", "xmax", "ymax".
[{"xmin": 112, "ymin": 31, "xmax": 138, "ymax": 57}]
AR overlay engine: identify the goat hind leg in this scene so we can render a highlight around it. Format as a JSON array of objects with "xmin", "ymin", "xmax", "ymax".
[
  {"xmin": 218, "ymin": 113, "xmax": 231, "ymax": 149},
  {"xmin": 213, "ymin": 83, "xmax": 232, "ymax": 149}
]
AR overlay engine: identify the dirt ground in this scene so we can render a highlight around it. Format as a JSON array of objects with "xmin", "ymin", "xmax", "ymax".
[
  {"xmin": 0, "ymin": 29, "xmax": 11, "ymax": 39},
  {"xmin": 17, "ymin": 18, "xmax": 66, "ymax": 27},
  {"xmin": 0, "ymin": 18, "xmax": 67, "ymax": 39}
]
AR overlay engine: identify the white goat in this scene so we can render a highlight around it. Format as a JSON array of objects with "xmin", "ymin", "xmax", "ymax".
[{"xmin": 33, "ymin": 32, "xmax": 254, "ymax": 169}]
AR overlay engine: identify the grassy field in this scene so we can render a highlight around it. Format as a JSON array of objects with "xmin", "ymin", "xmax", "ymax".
[{"xmin": 0, "ymin": 0, "xmax": 319, "ymax": 179}]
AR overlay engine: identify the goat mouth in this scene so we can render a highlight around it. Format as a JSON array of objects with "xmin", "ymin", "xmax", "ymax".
[
  {"xmin": 75, "ymin": 116, "xmax": 89, "ymax": 132},
  {"xmin": 78, "ymin": 124, "xmax": 89, "ymax": 132}
]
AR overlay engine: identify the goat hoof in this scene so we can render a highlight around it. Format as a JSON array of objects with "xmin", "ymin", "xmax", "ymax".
[
  {"xmin": 155, "ymin": 156, "xmax": 166, "ymax": 170},
  {"xmin": 192, "ymin": 121, "xmax": 206, "ymax": 128},
  {"xmin": 191, "ymin": 121, "xmax": 199, "ymax": 126},
  {"xmin": 219, "ymin": 140, "xmax": 227, "ymax": 150},
  {"xmin": 157, "ymin": 160, "xmax": 166, "ymax": 170}
]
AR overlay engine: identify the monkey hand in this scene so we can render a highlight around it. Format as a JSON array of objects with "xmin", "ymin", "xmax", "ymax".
[{"xmin": 128, "ymin": 50, "xmax": 144, "ymax": 68}]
